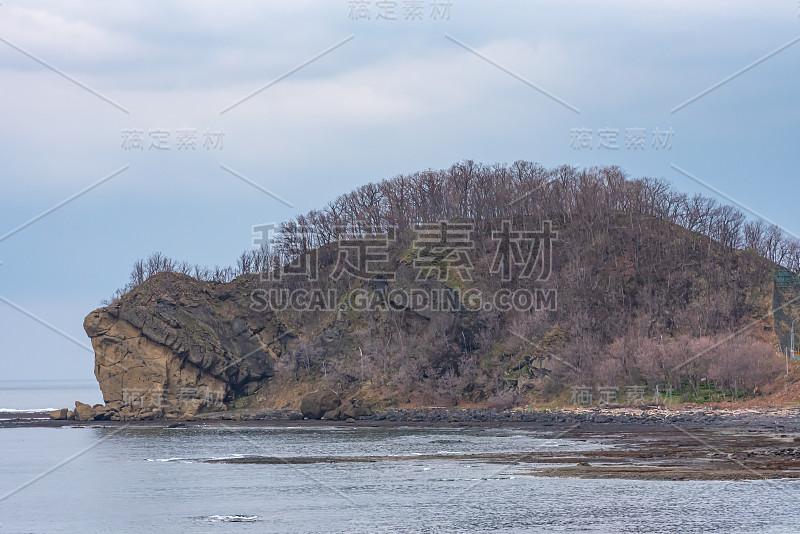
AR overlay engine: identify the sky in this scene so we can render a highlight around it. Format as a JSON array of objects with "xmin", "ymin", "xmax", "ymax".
[{"xmin": 0, "ymin": 0, "xmax": 799, "ymax": 380}]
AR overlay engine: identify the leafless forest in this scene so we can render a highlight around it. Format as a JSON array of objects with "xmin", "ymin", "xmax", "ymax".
[{"xmin": 113, "ymin": 161, "xmax": 798, "ymax": 405}]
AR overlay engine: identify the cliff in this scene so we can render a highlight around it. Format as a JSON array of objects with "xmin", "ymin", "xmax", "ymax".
[{"xmin": 83, "ymin": 273, "xmax": 287, "ymax": 419}]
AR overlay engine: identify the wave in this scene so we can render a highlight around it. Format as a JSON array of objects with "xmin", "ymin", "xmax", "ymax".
[
  {"xmin": 0, "ymin": 408, "xmax": 57, "ymax": 413},
  {"xmin": 146, "ymin": 454, "xmax": 244, "ymax": 463},
  {"xmin": 205, "ymin": 515, "xmax": 259, "ymax": 523}
]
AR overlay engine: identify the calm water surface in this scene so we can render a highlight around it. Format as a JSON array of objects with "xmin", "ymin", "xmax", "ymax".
[
  {"xmin": 0, "ymin": 380, "xmax": 103, "ymax": 412},
  {"xmin": 1, "ymin": 423, "xmax": 798, "ymax": 533}
]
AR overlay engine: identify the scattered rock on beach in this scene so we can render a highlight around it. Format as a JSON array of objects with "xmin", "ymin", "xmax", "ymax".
[
  {"xmin": 301, "ymin": 389, "xmax": 341, "ymax": 419},
  {"xmin": 74, "ymin": 401, "xmax": 95, "ymax": 421},
  {"xmin": 318, "ymin": 399, "xmax": 373, "ymax": 421},
  {"xmin": 49, "ymin": 408, "xmax": 69, "ymax": 420}
]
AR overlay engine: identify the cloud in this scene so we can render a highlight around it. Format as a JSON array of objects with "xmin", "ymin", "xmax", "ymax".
[
  {"xmin": 0, "ymin": 4, "xmax": 150, "ymax": 67},
  {"xmin": 1, "ymin": 0, "xmax": 799, "ymax": 380}
]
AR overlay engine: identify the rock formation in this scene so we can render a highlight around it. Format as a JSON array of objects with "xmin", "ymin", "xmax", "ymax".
[
  {"xmin": 83, "ymin": 272, "xmax": 288, "ymax": 420},
  {"xmin": 300, "ymin": 389, "xmax": 341, "ymax": 419},
  {"xmin": 73, "ymin": 401, "xmax": 96, "ymax": 421},
  {"xmin": 49, "ymin": 408, "xmax": 68, "ymax": 420},
  {"xmin": 322, "ymin": 398, "xmax": 373, "ymax": 421}
]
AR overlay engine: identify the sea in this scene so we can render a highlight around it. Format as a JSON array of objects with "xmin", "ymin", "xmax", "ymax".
[
  {"xmin": 0, "ymin": 379, "xmax": 103, "ymax": 413},
  {"xmin": 1, "ymin": 380, "xmax": 799, "ymax": 533}
]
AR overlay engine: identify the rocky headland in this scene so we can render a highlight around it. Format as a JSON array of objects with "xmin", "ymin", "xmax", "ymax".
[
  {"xmin": 49, "ymin": 162, "xmax": 800, "ymax": 422},
  {"xmin": 79, "ymin": 272, "xmax": 283, "ymax": 421}
]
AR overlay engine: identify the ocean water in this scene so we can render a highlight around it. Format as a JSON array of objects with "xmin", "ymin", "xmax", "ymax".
[
  {"xmin": 0, "ymin": 380, "xmax": 103, "ymax": 412},
  {"xmin": 1, "ymin": 423, "xmax": 799, "ymax": 533}
]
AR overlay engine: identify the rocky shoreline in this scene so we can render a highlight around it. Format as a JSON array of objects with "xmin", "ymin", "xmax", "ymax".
[
  {"xmin": 183, "ymin": 405, "xmax": 800, "ymax": 432},
  {"xmin": 361, "ymin": 406, "xmax": 800, "ymax": 430},
  {"xmin": 6, "ymin": 405, "xmax": 800, "ymax": 433}
]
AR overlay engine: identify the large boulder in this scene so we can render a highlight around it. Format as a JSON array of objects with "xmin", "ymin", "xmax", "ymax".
[
  {"xmin": 91, "ymin": 404, "xmax": 117, "ymax": 421},
  {"xmin": 340, "ymin": 399, "xmax": 373, "ymax": 419},
  {"xmin": 74, "ymin": 401, "xmax": 95, "ymax": 421},
  {"xmin": 49, "ymin": 408, "xmax": 68, "ymax": 420},
  {"xmin": 320, "ymin": 399, "xmax": 373, "ymax": 421},
  {"xmin": 300, "ymin": 389, "xmax": 341, "ymax": 419}
]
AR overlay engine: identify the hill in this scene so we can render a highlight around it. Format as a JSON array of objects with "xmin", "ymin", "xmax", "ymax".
[{"xmin": 82, "ymin": 161, "xmax": 800, "ymax": 420}]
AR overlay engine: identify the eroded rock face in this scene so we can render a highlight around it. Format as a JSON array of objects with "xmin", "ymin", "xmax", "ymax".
[{"xmin": 84, "ymin": 272, "xmax": 287, "ymax": 420}]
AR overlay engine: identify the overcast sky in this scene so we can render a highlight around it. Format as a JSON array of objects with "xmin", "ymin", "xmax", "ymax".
[{"xmin": 1, "ymin": 0, "xmax": 799, "ymax": 380}]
